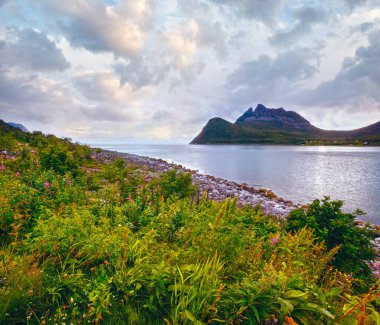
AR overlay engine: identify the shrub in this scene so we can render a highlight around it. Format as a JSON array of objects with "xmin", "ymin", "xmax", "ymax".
[
  {"xmin": 40, "ymin": 145, "xmax": 79, "ymax": 176},
  {"xmin": 286, "ymin": 197, "xmax": 376, "ymax": 288},
  {"xmin": 154, "ymin": 169, "xmax": 196, "ymax": 200}
]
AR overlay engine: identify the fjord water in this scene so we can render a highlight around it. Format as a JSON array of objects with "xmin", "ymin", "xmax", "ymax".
[{"xmin": 99, "ymin": 144, "xmax": 380, "ymax": 223}]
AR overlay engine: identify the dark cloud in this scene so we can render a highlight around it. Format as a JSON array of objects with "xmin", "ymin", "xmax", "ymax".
[
  {"xmin": 224, "ymin": 48, "xmax": 320, "ymax": 108},
  {"xmin": 344, "ymin": 0, "xmax": 369, "ymax": 10},
  {"xmin": 0, "ymin": 69, "xmax": 71, "ymax": 122},
  {"xmin": 0, "ymin": 29, "xmax": 69, "ymax": 71},
  {"xmin": 208, "ymin": 0, "xmax": 284, "ymax": 24},
  {"xmin": 294, "ymin": 30, "xmax": 380, "ymax": 107},
  {"xmin": 114, "ymin": 58, "xmax": 169, "ymax": 89},
  {"xmin": 270, "ymin": 6, "xmax": 329, "ymax": 46},
  {"xmin": 352, "ymin": 22, "xmax": 376, "ymax": 33}
]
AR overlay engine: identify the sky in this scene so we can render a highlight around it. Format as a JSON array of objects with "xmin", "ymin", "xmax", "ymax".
[{"xmin": 0, "ymin": 0, "xmax": 380, "ymax": 144}]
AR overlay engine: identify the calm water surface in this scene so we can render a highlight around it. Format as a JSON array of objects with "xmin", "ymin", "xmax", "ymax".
[{"xmin": 97, "ymin": 144, "xmax": 380, "ymax": 223}]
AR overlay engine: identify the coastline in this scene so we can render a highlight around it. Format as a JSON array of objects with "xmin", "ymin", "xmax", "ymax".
[
  {"xmin": 93, "ymin": 149, "xmax": 300, "ymax": 218},
  {"xmin": 92, "ymin": 148, "xmax": 380, "ymax": 278}
]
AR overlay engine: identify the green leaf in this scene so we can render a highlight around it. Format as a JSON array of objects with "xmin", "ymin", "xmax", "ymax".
[
  {"xmin": 283, "ymin": 290, "xmax": 309, "ymax": 300},
  {"xmin": 300, "ymin": 303, "xmax": 334, "ymax": 319},
  {"xmin": 278, "ymin": 297, "xmax": 294, "ymax": 315},
  {"xmin": 185, "ymin": 309, "xmax": 197, "ymax": 322},
  {"xmin": 251, "ymin": 305, "xmax": 260, "ymax": 323}
]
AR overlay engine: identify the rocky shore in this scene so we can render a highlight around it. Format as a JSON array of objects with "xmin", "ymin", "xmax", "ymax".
[
  {"xmin": 93, "ymin": 149, "xmax": 301, "ymax": 217},
  {"xmin": 92, "ymin": 149, "xmax": 380, "ymax": 278}
]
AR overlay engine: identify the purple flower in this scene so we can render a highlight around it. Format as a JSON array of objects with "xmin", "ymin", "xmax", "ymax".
[
  {"xmin": 44, "ymin": 181, "xmax": 50, "ymax": 189},
  {"xmin": 271, "ymin": 235, "xmax": 280, "ymax": 246}
]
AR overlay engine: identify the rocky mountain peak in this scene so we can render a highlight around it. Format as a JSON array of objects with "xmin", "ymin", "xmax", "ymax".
[{"xmin": 236, "ymin": 104, "xmax": 313, "ymax": 130}]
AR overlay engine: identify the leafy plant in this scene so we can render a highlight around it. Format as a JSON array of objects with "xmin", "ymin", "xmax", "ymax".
[{"xmin": 286, "ymin": 197, "xmax": 376, "ymax": 290}]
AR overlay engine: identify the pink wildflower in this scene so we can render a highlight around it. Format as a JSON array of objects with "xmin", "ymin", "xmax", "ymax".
[
  {"xmin": 44, "ymin": 181, "xmax": 50, "ymax": 189},
  {"xmin": 66, "ymin": 179, "xmax": 72, "ymax": 186},
  {"xmin": 0, "ymin": 165, "xmax": 5, "ymax": 171},
  {"xmin": 16, "ymin": 171, "xmax": 20, "ymax": 177},
  {"xmin": 271, "ymin": 235, "xmax": 280, "ymax": 246}
]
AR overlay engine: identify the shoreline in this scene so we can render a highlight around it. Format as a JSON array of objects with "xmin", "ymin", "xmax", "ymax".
[
  {"xmin": 93, "ymin": 149, "xmax": 300, "ymax": 218},
  {"xmin": 92, "ymin": 148, "xmax": 380, "ymax": 278}
]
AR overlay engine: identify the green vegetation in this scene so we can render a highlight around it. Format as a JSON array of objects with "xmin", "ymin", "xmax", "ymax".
[
  {"xmin": 287, "ymin": 198, "xmax": 376, "ymax": 290},
  {"xmin": 1, "ymin": 120, "xmax": 380, "ymax": 324}
]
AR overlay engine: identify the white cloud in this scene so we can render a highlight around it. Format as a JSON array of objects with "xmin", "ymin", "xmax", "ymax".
[{"xmin": 40, "ymin": 0, "xmax": 153, "ymax": 58}]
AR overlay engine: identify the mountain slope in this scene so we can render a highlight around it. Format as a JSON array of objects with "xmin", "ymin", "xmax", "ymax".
[{"xmin": 191, "ymin": 104, "xmax": 380, "ymax": 145}]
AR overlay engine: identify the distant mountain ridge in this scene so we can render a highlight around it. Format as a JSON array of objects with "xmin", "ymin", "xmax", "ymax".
[
  {"xmin": 191, "ymin": 104, "xmax": 380, "ymax": 145},
  {"xmin": 7, "ymin": 122, "xmax": 29, "ymax": 132}
]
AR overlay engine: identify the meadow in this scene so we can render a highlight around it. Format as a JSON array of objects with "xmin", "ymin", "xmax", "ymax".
[{"xmin": 1, "ymin": 121, "xmax": 379, "ymax": 324}]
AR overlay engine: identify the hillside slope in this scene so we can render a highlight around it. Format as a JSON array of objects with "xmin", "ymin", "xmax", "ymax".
[{"xmin": 191, "ymin": 104, "xmax": 380, "ymax": 145}]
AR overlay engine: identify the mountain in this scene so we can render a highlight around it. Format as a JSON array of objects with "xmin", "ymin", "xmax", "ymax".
[
  {"xmin": 190, "ymin": 104, "xmax": 380, "ymax": 145},
  {"xmin": 7, "ymin": 122, "xmax": 29, "ymax": 132}
]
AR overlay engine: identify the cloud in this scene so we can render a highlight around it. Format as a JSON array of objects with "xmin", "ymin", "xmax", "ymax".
[
  {"xmin": 294, "ymin": 29, "xmax": 380, "ymax": 108},
  {"xmin": 352, "ymin": 22, "xmax": 377, "ymax": 33},
  {"xmin": 344, "ymin": 0, "xmax": 369, "ymax": 10},
  {"xmin": 270, "ymin": 6, "xmax": 329, "ymax": 47},
  {"xmin": 0, "ymin": 28, "xmax": 69, "ymax": 71},
  {"xmin": 177, "ymin": 0, "xmax": 228, "ymax": 57},
  {"xmin": 224, "ymin": 47, "xmax": 320, "ymax": 109},
  {"xmin": 208, "ymin": 0, "xmax": 284, "ymax": 25},
  {"xmin": 0, "ymin": 69, "xmax": 79, "ymax": 123},
  {"xmin": 74, "ymin": 69, "xmax": 156, "ymax": 104},
  {"xmin": 1, "ymin": 0, "xmax": 380, "ymax": 140},
  {"xmin": 41, "ymin": 0, "xmax": 153, "ymax": 58},
  {"xmin": 114, "ymin": 57, "xmax": 169, "ymax": 89}
]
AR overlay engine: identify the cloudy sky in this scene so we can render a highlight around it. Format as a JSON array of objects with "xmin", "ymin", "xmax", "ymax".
[{"xmin": 1, "ymin": 0, "xmax": 380, "ymax": 143}]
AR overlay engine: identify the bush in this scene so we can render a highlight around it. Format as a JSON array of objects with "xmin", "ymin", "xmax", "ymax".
[
  {"xmin": 286, "ymin": 197, "xmax": 376, "ymax": 288},
  {"xmin": 155, "ymin": 169, "xmax": 196, "ymax": 200},
  {"xmin": 40, "ymin": 145, "xmax": 79, "ymax": 176}
]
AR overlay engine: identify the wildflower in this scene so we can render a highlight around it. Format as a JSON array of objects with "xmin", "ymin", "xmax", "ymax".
[
  {"xmin": 0, "ymin": 165, "xmax": 5, "ymax": 171},
  {"xmin": 66, "ymin": 179, "xmax": 72, "ymax": 186},
  {"xmin": 44, "ymin": 181, "xmax": 50, "ymax": 189},
  {"xmin": 16, "ymin": 171, "xmax": 20, "ymax": 177},
  {"xmin": 270, "ymin": 234, "xmax": 280, "ymax": 245}
]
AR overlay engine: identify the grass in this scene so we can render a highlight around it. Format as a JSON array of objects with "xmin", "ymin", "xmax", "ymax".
[{"xmin": 1, "ymin": 120, "xmax": 380, "ymax": 324}]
